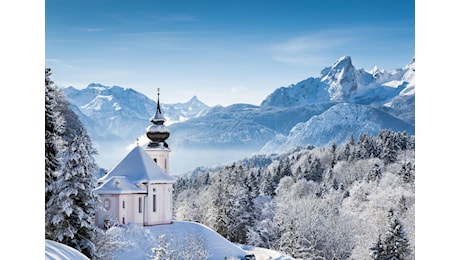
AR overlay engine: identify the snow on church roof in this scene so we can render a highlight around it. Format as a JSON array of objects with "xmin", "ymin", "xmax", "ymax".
[
  {"xmin": 93, "ymin": 176, "xmax": 145, "ymax": 194},
  {"xmin": 97, "ymin": 146, "xmax": 175, "ymax": 185}
]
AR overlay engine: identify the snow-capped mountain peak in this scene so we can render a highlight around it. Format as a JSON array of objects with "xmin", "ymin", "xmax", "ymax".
[
  {"xmin": 320, "ymin": 55, "xmax": 357, "ymax": 101},
  {"xmin": 262, "ymin": 56, "xmax": 414, "ymax": 108},
  {"xmin": 402, "ymin": 57, "xmax": 415, "ymax": 87}
]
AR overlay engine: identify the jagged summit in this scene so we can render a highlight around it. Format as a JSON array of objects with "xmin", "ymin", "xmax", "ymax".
[
  {"xmin": 320, "ymin": 55, "xmax": 357, "ymax": 101},
  {"xmin": 261, "ymin": 55, "xmax": 414, "ymax": 108}
]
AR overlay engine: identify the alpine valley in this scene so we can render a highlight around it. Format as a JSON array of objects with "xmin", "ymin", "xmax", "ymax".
[{"xmin": 62, "ymin": 56, "xmax": 415, "ymax": 175}]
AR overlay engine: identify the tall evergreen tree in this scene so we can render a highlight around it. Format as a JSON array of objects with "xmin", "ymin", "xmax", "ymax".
[
  {"xmin": 370, "ymin": 210, "xmax": 410, "ymax": 259},
  {"xmin": 45, "ymin": 68, "xmax": 65, "ymax": 205},
  {"xmin": 45, "ymin": 131, "xmax": 100, "ymax": 258},
  {"xmin": 369, "ymin": 235, "xmax": 385, "ymax": 260},
  {"xmin": 45, "ymin": 68, "xmax": 100, "ymax": 258}
]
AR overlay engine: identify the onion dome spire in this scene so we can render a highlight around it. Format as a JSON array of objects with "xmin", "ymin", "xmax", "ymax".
[{"xmin": 146, "ymin": 88, "xmax": 170, "ymax": 148}]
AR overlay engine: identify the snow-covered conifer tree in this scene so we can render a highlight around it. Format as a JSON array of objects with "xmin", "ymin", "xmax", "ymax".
[
  {"xmin": 45, "ymin": 68, "xmax": 100, "ymax": 258},
  {"xmin": 45, "ymin": 68, "xmax": 65, "ymax": 205},
  {"xmin": 370, "ymin": 209, "xmax": 410, "ymax": 259},
  {"xmin": 177, "ymin": 233, "xmax": 211, "ymax": 260},
  {"xmin": 45, "ymin": 130, "xmax": 100, "ymax": 258},
  {"xmin": 150, "ymin": 233, "xmax": 174, "ymax": 260}
]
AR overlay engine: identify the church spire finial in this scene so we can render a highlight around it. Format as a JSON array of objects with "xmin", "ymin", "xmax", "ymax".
[{"xmin": 156, "ymin": 88, "xmax": 161, "ymax": 114}]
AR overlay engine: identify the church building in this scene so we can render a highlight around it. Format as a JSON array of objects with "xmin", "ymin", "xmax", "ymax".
[{"xmin": 94, "ymin": 90, "xmax": 175, "ymax": 228}]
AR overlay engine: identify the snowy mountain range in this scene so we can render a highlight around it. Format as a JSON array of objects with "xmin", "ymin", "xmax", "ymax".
[
  {"xmin": 62, "ymin": 84, "xmax": 211, "ymax": 172},
  {"xmin": 62, "ymin": 56, "xmax": 414, "ymax": 174}
]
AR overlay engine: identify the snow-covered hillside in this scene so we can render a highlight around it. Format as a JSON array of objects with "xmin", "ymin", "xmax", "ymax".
[
  {"xmin": 260, "ymin": 103, "xmax": 415, "ymax": 154},
  {"xmin": 93, "ymin": 220, "xmax": 294, "ymax": 260},
  {"xmin": 45, "ymin": 222, "xmax": 294, "ymax": 260},
  {"xmin": 45, "ymin": 239, "xmax": 89, "ymax": 260}
]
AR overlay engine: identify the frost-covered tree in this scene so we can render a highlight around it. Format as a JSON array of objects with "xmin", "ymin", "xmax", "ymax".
[
  {"xmin": 399, "ymin": 162, "xmax": 415, "ymax": 185},
  {"xmin": 150, "ymin": 233, "xmax": 175, "ymax": 260},
  {"xmin": 370, "ymin": 210, "xmax": 411, "ymax": 259},
  {"xmin": 369, "ymin": 235, "xmax": 385, "ymax": 260},
  {"xmin": 45, "ymin": 68, "xmax": 65, "ymax": 205},
  {"xmin": 45, "ymin": 68, "xmax": 100, "ymax": 258},
  {"xmin": 45, "ymin": 131, "xmax": 100, "ymax": 258},
  {"xmin": 172, "ymin": 129, "xmax": 414, "ymax": 259},
  {"xmin": 367, "ymin": 163, "xmax": 382, "ymax": 182},
  {"xmin": 260, "ymin": 170, "xmax": 277, "ymax": 196},
  {"xmin": 94, "ymin": 222, "xmax": 133, "ymax": 260},
  {"xmin": 176, "ymin": 233, "xmax": 211, "ymax": 260}
]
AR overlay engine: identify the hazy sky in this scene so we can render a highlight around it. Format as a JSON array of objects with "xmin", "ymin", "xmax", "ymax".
[{"xmin": 45, "ymin": 0, "xmax": 414, "ymax": 106}]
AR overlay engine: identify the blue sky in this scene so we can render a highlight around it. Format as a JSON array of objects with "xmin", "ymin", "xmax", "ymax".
[{"xmin": 46, "ymin": 0, "xmax": 414, "ymax": 106}]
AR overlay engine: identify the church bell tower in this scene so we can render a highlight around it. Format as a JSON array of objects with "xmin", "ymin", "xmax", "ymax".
[{"xmin": 145, "ymin": 89, "xmax": 171, "ymax": 173}]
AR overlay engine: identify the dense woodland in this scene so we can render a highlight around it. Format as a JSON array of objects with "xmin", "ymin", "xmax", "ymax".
[
  {"xmin": 173, "ymin": 130, "xmax": 415, "ymax": 259},
  {"xmin": 46, "ymin": 67, "xmax": 415, "ymax": 259}
]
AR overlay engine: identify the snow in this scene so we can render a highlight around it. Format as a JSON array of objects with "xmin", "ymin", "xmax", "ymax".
[
  {"xmin": 260, "ymin": 102, "xmax": 414, "ymax": 155},
  {"xmin": 45, "ymin": 239, "xmax": 89, "ymax": 260},
  {"xmin": 146, "ymin": 221, "xmax": 248, "ymax": 259},
  {"xmin": 94, "ymin": 175, "xmax": 145, "ymax": 194},
  {"xmin": 242, "ymin": 245, "xmax": 294, "ymax": 260},
  {"xmin": 97, "ymin": 146, "xmax": 175, "ymax": 185},
  {"xmin": 44, "ymin": 221, "xmax": 295, "ymax": 259},
  {"xmin": 81, "ymin": 95, "xmax": 113, "ymax": 111}
]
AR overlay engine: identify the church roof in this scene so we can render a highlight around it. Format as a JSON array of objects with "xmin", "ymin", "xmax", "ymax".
[
  {"xmin": 97, "ymin": 146, "xmax": 176, "ymax": 185},
  {"xmin": 94, "ymin": 176, "xmax": 145, "ymax": 194}
]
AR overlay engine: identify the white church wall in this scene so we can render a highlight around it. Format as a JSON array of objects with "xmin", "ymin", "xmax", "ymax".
[
  {"xmin": 145, "ymin": 183, "xmax": 173, "ymax": 225},
  {"xmin": 119, "ymin": 194, "xmax": 145, "ymax": 226},
  {"xmin": 145, "ymin": 148, "xmax": 170, "ymax": 174},
  {"xmin": 95, "ymin": 194, "xmax": 148, "ymax": 227},
  {"xmin": 95, "ymin": 195, "xmax": 119, "ymax": 228}
]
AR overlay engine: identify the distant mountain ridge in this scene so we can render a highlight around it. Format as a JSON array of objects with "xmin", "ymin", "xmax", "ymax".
[
  {"xmin": 261, "ymin": 56, "xmax": 414, "ymax": 110},
  {"xmin": 62, "ymin": 84, "xmax": 210, "ymax": 170},
  {"xmin": 62, "ymin": 56, "xmax": 414, "ymax": 174},
  {"xmin": 260, "ymin": 103, "xmax": 414, "ymax": 154},
  {"xmin": 62, "ymin": 84, "xmax": 210, "ymax": 141}
]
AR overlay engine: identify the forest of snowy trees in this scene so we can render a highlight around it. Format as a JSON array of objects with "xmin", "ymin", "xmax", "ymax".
[{"xmin": 173, "ymin": 130, "xmax": 415, "ymax": 259}]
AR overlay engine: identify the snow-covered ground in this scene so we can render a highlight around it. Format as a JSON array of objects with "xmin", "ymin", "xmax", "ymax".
[
  {"xmin": 45, "ymin": 221, "xmax": 294, "ymax": 260},
  {"xmin": 242, "ymin": 245, "xmax": 295, "ymax": 260},
  {"xmin": 45, "ymin": 239, "xmax": 89, "ymax": 260}
]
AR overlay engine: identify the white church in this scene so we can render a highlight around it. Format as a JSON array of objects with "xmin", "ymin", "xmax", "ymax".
[{"xmin": 94, "ymin": 91, "xmax": 176, "ymax": 228}]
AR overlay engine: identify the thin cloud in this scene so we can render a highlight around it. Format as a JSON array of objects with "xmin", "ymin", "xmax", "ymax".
[
  {"xmin": 111, "ymin": 13, "xmax": 197, "ymax": 26},
  {"xmin": 230, "ymin": 85, "xmax": 246, "ymax": 94},
  {"xmin": 82, "ymin": 28, "xmax": 104, "ymax": 32},
  {"xmin": 269, "ymin": 27, "xmax": 389, "ymax": 66},
  {"xmin": 45, "ymin": 58, "xmax": 75, "ymax": 69},
  {"xmin": 272, "ymin": 34, "xmax": 348, "ymax": 54}
]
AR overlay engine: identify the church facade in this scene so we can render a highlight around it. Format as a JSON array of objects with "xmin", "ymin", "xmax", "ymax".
[{"xmin": 93, "ymin": 91, "xmax": 175, "ymax": 228}]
